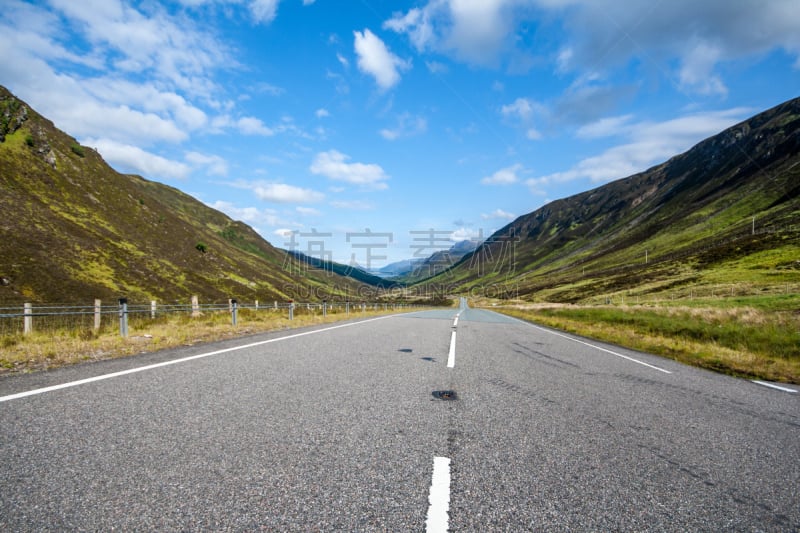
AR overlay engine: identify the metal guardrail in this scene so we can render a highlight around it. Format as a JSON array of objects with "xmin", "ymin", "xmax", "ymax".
[{"xmin": 0, "ymin": 299, "xmax": 417, "ymax": 338}]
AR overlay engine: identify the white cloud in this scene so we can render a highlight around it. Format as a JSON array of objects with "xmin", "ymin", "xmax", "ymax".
[
  {"xmin": 316, "ymin": 108, "xmax": 330, "ymax": 118},
  {"xmin": 425, "ymin": 60, "xmax": 448, "ymax": 74},
  {"xmin": 185, "ymin": 151, "xmax": 228, "ymax": 176},
  {"xmin": 253, "ymin": 183, "xmax": 325, "ymax": 203},
  {"xmin": 501, "ymin": 98, "xmax": 536, "ymax": 121},
  {"xmin": 296, "ymin": 206, "xmax": 322, "ymax": 216},
  {"xmin": 237, "ymin": 116, "xmax": 274, "ymax": 135},
  {"xmin": 678, "ymin": 41, "xmax": 727, "ymax": 97},
  {"xmin": 384, "ymin": 0, "xmax": 518, "ymax": 66},
  {"xmin": 576, "ymin": 114, "xmax": 635, "ymax": 139},
  {"xmin": 481, "ymin": 209, "xmax": 516, "ymax": 221},
  {"xmin": 274, "ymin": 228, "xmax": 295, "ymax": 239},
  {"xmin": 501, "ymin": 97, "xmax": 545, "ymax": 139},
  {"xmin": 84, "ymin": 138, "xmax": 191, "ymax": 180},
  {"xmin": 353, "ymin": 28, "xmax": 410, "ymax": 90},
  {"xmin": 385, "ymin": 0, "xmax": 800, "ymax": 92},
  {"xmin": 526, "ymin": 128, "xmax": 542, "ymax": 140},
  {"xmin": 380, "ymin": 113, "xmax": 428, "ymax": 140},
  {"xmin": 45, "ymin": 0, "xmax": 228, "ymax": 95},
  {"xmin": 384, "ymin": 7, "xmax": 437, "ymax": 53},
  {"xmin": 249, "ymin": 0, "xmax": 280, "ymax": 24},
  {"xmin": 481, "ymin": 164, "xmax": 522, "ymax": 185},
  {"xmin": 209, "ymin": 200, "xmax": 281, "ymax": 226},
  {"xmin": 544, "ymin": 0, "xmax": 800, "ymax": 95},
  {"xmin": 528, "ymin": 107, "xmax": 751, "ymax": 186},
  {"xmin": 310, "ymin": 150, "xmax": 389, "ymax": 189},
  {"xmin": 451, "ymin": 227, "xmax": 483, "ymax": 241}
]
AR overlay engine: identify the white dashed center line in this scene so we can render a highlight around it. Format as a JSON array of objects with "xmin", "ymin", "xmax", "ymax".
[
  {"xmin": 447, "ymin": 331, "xmax": 456, "ymax": 368},
  {"xmin": 426, "ymin": 456, "xmax": 452, "ymax": 533}
]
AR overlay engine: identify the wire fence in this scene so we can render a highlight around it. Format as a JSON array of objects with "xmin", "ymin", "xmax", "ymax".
[{"xmin": 0, "ymin": 298, "xmax": 419, "ymax": 338}]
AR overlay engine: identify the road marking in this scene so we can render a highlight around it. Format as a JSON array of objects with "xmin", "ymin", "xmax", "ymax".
[
  {"xmin": 508, "ymin": 316, "xmax": 672, "ymax": 374},
  {"xmin": 453, "ymin": 316, "xmax": 459, "ymax": 328},
  {"xmin": 0, "ymin": 315, "xmax": 398, "ymax": 403},
  {"xmin": 751, "ymin": 380, "xmax": 797, "ymax": 393},
  {"xmin": 447, "ymin": 331, "xmax": 456, "ymax": 368},
  {"xmin": 426, "ymin": 456, "xmax": 451, "ymax": 533}
]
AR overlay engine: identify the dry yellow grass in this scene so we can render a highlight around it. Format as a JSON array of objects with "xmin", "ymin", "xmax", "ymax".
[
  {"xmin": 497, "ymin": 305, "xmax": 800, "ymax": 384},
  {"xmin": 0, "ymin": 307, "xmax": 410, "ymax": 374}
]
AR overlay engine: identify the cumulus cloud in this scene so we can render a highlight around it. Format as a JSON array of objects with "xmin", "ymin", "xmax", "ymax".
[
  {"xmin": 481, "ymin": 164, "xmax": 523, "ymax": 185},
  {"xmin": 310, "ymin": 150, "xmax": 389, "ymax": 189},
  {"xmin": 84, "ymin": 137, "xmax": 191, "ymax": 180},
  {"xmin": 385, "ymin": 0, "xmax": 515, "ymax": 66},
  {"xmin": 185, "ymin": 151, "xmax": 228, "ymax": 176},
  {"xmin": 253, "ymin": 183, "xmax": 325, "ymax": 203},
  {"xmin": 385, "ymin": 0, "xmax": 800, "ymax": 94},
  {"xmin": 353, "ymin": 28, "xmax": 410, "ymax": 90},
  {"xmin": 237, "ymin": 116, "xmax": 274, "ymax": 135}
]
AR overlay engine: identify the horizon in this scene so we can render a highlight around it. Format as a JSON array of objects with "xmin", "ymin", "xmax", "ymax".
[{"xmin": 2, "ymin": 1, "xmax": 798, "ymax": 267}]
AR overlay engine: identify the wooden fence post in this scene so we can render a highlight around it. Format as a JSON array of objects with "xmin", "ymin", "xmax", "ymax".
[
  {"xmin": 23, "ymin": 303, "xmax": 32, "ymax": 335},
  {"xmin": 94, "ymin": 299, "xmax": 102, "ymax": 330}
]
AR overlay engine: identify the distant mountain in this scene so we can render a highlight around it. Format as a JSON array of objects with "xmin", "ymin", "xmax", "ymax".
[
  {"xmin": 421, "ymin": 97, "xmax": 800, "ymax": 301},
  {"xmin": 0, "ymin": 86, "xmax": 376, "ymax": 304},
  {"xmin": 378, "ymin": 240, "xmax": 481, "ymax": 282},
  {"xmin": 286, "ymin": 251, "xmax": 400, "ymax": 289}
]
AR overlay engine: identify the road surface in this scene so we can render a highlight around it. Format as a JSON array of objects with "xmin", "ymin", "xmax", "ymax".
[{"xmin": 1, "ymin": 303, "xmax": 798, "ymax": 531}]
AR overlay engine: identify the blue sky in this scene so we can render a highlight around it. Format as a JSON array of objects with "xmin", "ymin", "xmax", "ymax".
[{"xmin": 2, "ymin": 0, "xmax": 799, "ymax": 268}]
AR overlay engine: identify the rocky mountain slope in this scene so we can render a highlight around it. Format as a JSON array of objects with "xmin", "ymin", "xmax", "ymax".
[
  {"xmin": 0, "ymin": 86, "xmax": 376, "ymax": 304},
  {"xmin": 422, "ymin": 97, "xmax": 800, "ymax": 301}
]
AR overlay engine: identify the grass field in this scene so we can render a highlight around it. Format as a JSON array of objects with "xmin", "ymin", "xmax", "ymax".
[{"xmin": 496, "ymin": 296, "xmax": 800, "ymax": 384}]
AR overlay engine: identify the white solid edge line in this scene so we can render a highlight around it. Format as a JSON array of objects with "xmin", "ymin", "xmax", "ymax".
[
  {"xmin": 426, "ymin": 456, "xmax": 451, "ymax": 533},
  {"xmin": 505, "ymin": 314, "xmax": 672, "ymax": 374},
  {"xmin": 447, "ymin": 331, "xmax": 456, "ymax": 368},
  {"xmin": 751, "ymin": 380, "xmax": 798, "ymax": 393},
  {"xmin": 0, "ymin": 314, "xmax": 398, "ymax": 403}
]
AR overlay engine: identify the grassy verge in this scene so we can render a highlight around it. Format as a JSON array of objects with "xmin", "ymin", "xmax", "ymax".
[
  {"xmin": 0, "ymin": 306, "xmax": 412, "ymax": 375},
  {"xmin": 495, "ymin": 302, "xmax": 800, "ymax": 384}
]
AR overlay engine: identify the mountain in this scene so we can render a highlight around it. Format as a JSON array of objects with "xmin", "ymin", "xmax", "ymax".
[
  {"xmin": 286, "ymin": 251, "xmax": 399, "ymax": 289},
  {"xmin": 421, "ymin": 97, "xmax": 800, "ymax": 301},
  {"xmin": 0, "ymin": 86, "xmax": 376, "ymax": 304},
  {"xmin": 386, "ymin": 239, "xmax": 481, "ymax": 283}
]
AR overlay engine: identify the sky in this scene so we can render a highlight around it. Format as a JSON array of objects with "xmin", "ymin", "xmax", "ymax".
[{"xmin": 1, "ymin": 0, "xmax": 799, "ymax": 269}]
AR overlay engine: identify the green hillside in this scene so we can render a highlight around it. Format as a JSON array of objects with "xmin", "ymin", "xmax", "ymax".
[
  {"xmin": 0, "ymin": 86, "xmax": 375, "ymax": 304},
  {"xmin": 420, "ymin": 97, "xmax": 800, "ymax": 303}
]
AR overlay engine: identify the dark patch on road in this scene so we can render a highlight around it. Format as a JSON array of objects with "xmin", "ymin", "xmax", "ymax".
[{"xmin": 432, "ymin": 390, "xmax": 458, "ymax": 401}]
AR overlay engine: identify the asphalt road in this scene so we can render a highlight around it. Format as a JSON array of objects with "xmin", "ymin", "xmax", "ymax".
[{"xmin": 1, "ymin": 304, "xmax": 798, "ymax": 531}]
